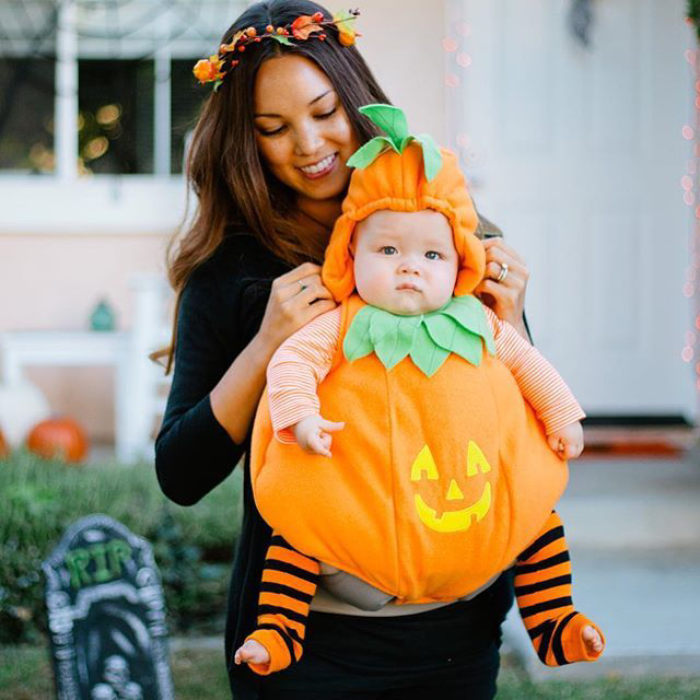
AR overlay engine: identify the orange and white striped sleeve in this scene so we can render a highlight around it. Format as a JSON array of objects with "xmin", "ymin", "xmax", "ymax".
[
  {"xmin": 267, "ymin": 307, "xmax": 342, "ymax": 443},
  {"xmin": 484, "ymin": 307, "xmax": 585, "ymax": 434}
]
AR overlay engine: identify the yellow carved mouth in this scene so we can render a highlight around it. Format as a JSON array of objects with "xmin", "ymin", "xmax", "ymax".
[{"xmin": 414, "ymin": 482, "xmax": 492, "ymax": 533}]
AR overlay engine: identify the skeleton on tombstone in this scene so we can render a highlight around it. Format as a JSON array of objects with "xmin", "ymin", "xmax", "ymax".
[
  {"xmin": 101, "ymin": 655, "xmax": 143, "ymax": 700},
  {"xmin": 91, "ymin": 683, "xmax": 117, "ymax": 700}
]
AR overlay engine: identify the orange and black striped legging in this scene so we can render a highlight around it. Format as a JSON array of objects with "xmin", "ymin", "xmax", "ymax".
[
  {"xmin": 243, "ymin": 534, "xmax": 321, "ymax": 675},
  {"xmin": 514, "ymin": 510, "xmax": 604, "ymax": 666},
  {"xmin": 244, "ymin": 512, "xmax": 604, "ymax": 675}
]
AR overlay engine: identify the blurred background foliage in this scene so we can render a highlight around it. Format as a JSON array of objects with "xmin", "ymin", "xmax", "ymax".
[{"xmin": 0, "ymin": 451, "xmax": 242, "ymax": 644}]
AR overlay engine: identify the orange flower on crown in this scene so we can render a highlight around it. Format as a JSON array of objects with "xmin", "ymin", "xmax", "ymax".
[
  {"xmin": 334, "ymin": 9, "xmax": 360, "ymax": 46},
  {"xmin": 291, "ymin": 12, "xmax": 324, "ymax": 40},
  {"xmin": 193, "ymin": 55, "xmax": 224, "ymax": 84}
]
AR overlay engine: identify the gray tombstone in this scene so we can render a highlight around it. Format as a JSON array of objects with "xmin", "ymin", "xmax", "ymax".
[{"xmin": 43, "ymin": 514, "xmax": 174, "ymax": 700}]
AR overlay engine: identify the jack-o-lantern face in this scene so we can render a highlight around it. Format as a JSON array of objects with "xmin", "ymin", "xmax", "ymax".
[{"xmin": 410, "ymin": 441, "xmax": 492, "ymax": 533}]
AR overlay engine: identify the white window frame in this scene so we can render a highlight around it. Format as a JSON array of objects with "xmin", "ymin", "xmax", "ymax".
[{"xmin": 0, "ymin": 0, "xmax": 246, "ymax": 234}]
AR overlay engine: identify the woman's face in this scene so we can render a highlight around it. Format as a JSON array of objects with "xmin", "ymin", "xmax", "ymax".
[{"xmin": 253, "ymin": 54, "xmax": 360, "ymax": 202}]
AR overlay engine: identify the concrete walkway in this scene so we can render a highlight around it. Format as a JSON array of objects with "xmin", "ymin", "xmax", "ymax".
[{"xmin": 502, "ymin": 455, "xmax": 700, "ymax": 679}]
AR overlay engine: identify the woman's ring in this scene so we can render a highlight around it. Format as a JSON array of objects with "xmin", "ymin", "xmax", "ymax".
[
  {"xmin": 298, "ymin": 281, "xmax": 307, "ymax": 292},
  {"xmin": 496, "ymin": 262, "xmax": 509, "ymax": 283}
]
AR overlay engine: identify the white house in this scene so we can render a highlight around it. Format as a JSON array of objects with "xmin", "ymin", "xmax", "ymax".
[
  {"xmin": 451, "ymin": 0, "xmax": 696, "ymax": 422},
  {"xmin": 0, "ymin": 0, "xmax": 695, "ymax": 451}
]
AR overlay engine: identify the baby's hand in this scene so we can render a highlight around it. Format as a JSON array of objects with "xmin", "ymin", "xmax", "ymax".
[
  {"xmin": 548, "ymin": 421, "xmax": 584, "ymax": 460},
  {"xmin": 293, "ymin": 415, "xmax": 345, "ymax": 457},
  {"xmin": 234, "ymin": 639, "xmax": 270, "ymax": 667}
]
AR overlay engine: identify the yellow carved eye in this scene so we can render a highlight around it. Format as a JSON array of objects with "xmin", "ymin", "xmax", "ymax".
[
  {"xmin": 467, "ymin": 440, "xmax": 491, "ymax": 477},
  {"xmin": 410, "ymin": 441, "xmax": 492, "ymax": 533},
  {"xmin": 410, "ymin": 444, "xmax": 439, "ymax": 481}
]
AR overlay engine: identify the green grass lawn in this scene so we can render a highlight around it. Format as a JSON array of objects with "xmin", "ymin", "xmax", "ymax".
[{"xmin": 1, "ymin": 645, "xmax": 699, "ymax": 699}]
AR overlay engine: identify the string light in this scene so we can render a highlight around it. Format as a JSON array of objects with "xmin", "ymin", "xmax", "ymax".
[
  {"xmin": 684, "ymin": 36, "xmax": 700, "ymax": 380},
  {"xmin": 456, "ymin": 52, "xmax": 472, "ymax": 68},
  {"xmin": 444, "ymin": 19, "xmax": 474, "ymax": 169},
  {"xmin": 442, "ymin": 37, "xmax": 458, "ymax": 53},
  {"xmin": 456, "ymin": 133, "xmax": 471, "ymax": 149},
  {"xmin": 455, "ymin": 22, "xmax": 472, "ymax": 37}
]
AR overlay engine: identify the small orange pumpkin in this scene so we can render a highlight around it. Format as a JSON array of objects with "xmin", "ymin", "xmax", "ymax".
[
  {"xmin": 0, "ymin": 427, "xmax": 9, "ymax": 459},
  {"xmin": 27, "ymin": 418, "xmax": 88, "ymax": 464}
]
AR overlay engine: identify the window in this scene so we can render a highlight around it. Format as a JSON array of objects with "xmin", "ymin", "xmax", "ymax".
[
  {"xmin": 0, "ymin": 0, "xmax": 57, "ymax": 172},
  {"xmin": 0, "ymin": 0, "xmax": 245, "ymax": 176},
  {"xmin": 78, "ymin": 59, "xmax": 154, "ymax": 174},
  {"xmin": 0, "ymin": 57, "xmax": 56, "ymax": 172}
]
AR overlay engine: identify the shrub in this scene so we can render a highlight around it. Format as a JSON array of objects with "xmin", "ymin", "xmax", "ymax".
[{"xmin": 0, "ymin": 450, "xmax": 242, "ymax": 644}]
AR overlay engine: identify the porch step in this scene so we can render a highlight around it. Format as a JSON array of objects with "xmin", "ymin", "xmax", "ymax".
[
  {"xmin": 582, "ymin": 425, "xmax": 697, "ymax": 457},
  {"xmin": 559, "ymin": 456, "xmax": 700, "ymax": 549},
  {"xmin": 503, "ymin": 455, "xmax": 700, "ymax": 677}
]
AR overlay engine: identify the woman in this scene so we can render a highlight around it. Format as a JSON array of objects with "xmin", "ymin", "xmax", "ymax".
[{"xmin": 156, "ymin": 2, "xmax": 531, "ymax": 698}]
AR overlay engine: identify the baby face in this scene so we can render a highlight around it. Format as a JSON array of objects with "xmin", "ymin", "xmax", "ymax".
[{"xmin": 352, "ymin": 209, "xmax": 459, "ymax": 315}]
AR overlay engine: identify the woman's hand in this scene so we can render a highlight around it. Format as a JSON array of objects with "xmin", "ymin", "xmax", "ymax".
[
  {"xmin": 257, "ymin": 262, "xmax": 337, "ymax": 353},
  {"xmin": 474, "ymin": 238, "xmax": 530, "ymax": 339},
  {"xmin": 210, "ymin": 262, "xmax": 335, "ymax": 444}
]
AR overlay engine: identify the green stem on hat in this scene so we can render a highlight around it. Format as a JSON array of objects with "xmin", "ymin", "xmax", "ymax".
[{"xmin": 346, "ymin": 104, "xmax": 443, "ymax": 181}]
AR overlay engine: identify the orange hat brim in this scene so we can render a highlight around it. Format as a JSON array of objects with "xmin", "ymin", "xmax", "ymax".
[{"xmin": 322, "ymin": 145, "xmax": 484, "ymax": 302}]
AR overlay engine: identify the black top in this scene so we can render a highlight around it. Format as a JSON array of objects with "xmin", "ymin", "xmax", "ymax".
[{"xmin": 155, "ymin": 231, "xmax": 513, "ymax": 699}]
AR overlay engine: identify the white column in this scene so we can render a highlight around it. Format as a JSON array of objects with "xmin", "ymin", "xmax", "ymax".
[
  {"xmin": 153, "ymin": 14, "xmax": 172, "ymax": 176},
  {"xmin": 118, "ymin": 274, "xmax": 171, "ymax": 463},
  {"xmin": 55, "ymin": 0, "xmax": 79, "ymax": 180}
]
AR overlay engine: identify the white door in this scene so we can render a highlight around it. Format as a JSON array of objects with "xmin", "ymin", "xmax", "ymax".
[{"xmin": 447, "ymin": 0, "xmax": 696, "ymax": 420}]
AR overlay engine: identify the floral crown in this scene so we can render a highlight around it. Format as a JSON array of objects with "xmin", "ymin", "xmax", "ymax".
[{"xmin": 193, "ymin": 8, "xmax": 360, "ymax": 91}]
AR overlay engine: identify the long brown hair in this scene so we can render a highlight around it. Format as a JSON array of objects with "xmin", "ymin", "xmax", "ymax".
[{"xmin": 161, "ymin": 0, "xmax": 390, "ymax": 370}]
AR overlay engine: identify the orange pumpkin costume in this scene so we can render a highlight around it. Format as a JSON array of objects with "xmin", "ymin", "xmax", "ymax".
[{"xmin": 245, "ymin": 113, "xmax": 604, "ymax": 674}]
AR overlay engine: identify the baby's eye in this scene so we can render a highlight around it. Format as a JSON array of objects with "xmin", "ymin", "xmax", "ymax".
[
  {"xmin": 425, "ymin": 251, "xmax": 443, "ymax": 260},
  {"xmin": 380, "ymin": 246, "xmax": 398, "ymax": 255}
]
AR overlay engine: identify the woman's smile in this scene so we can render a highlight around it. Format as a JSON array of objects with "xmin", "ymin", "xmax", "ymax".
[{"xmin": 298, "ymin": 152, "xmax": 339, "ymax": 179}]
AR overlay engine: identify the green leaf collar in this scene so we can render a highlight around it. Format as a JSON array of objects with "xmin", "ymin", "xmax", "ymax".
[
  {"xmin": 347, "ymin": 104, "xmax": 443, "ymax": 181},
  {"xmin": 343, "ymin": 296, "xmax": 495, "ymax": 378}
]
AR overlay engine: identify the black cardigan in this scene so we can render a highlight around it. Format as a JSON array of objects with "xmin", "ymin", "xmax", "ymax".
[
  {"xmin": 155, "ymin": 231, "xmax": 515, "ymax": 699},
  {"xmin": 155, "ymin": 233, "xmax": 289, "ymax": 698}
]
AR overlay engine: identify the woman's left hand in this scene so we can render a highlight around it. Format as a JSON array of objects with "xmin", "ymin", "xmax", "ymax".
[{"xmin": 474, "ymin": 238, "xmax": 530, "ymax": 338}]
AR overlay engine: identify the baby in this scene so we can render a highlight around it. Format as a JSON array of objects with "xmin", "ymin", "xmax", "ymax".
[{"xmin": 236, "ymin": 105, "xmax": 604, "ymax": 674}]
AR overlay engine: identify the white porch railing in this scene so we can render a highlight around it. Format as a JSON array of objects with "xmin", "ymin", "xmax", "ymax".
[{"xmin": 0, "ymin": 273, "xmax": 173, "ymax": 463}]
